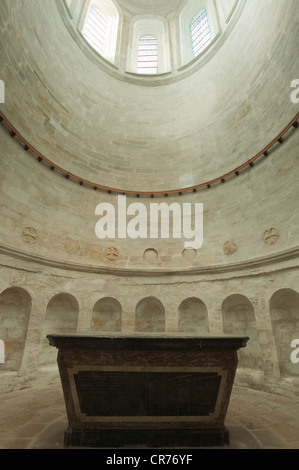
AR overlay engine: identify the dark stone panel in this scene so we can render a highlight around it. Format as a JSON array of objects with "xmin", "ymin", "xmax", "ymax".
[
  {"xmin": 74, "ymin": 371, "xmax": 221, "ymax": 417},
  {"xmin": 64, "ymin": 426, "xmax": 230, "ymax": 448},
  {"xmin": 47, "ymin": 333, "xmax": 249, "ymax": 351}
]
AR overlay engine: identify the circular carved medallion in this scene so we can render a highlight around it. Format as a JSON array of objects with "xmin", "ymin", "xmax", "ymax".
[
  {"xmin": 223, "ymin": 240, "xmax": 238, "ymax": 256},
  {"xmin": 22, "ymin": 227, "xmax": 38, "ymax": 244},
  {"xmin": 143, "ymin": 248, "xmax": 158, "ymax": 262},
  {"xmin": 263, "ymin": 228, "xmax": 279, "ymax": 245},
  {"xmin": 182, "ymin": 248, "xmax": 197, "ymax": 261},
  {"xmin": 105, "ymin": 247, "xmax": 119, "ymax": 261}
]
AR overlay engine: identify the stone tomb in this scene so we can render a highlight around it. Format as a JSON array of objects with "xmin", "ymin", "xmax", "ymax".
[{"xmin": 47, "ymin": 333, "xmax": 248, "ymax": 447}]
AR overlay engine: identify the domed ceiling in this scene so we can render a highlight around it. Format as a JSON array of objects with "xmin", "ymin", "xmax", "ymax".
[
  {"xmin": 116, "ymin": 0, "xmax": 183, "ymax": 15},
  {"xmin": 0, "ymin": 0, "xmax": 298, "ymax": 193}
]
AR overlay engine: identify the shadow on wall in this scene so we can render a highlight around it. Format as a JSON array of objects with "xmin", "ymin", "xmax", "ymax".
[
  {"xmin": 92, "ymin": 297, "xmax": 122, "ymax": 331},
  {"xmin": 39, "ymin": 293, "xmax": 79, "ymax": 365},
  {"xmin": 0, "ymin": 287, "xmax": 31, "ymax": 371},
  {"xmin": 135, "ymin": 296, "xmax": 165, "ymax": 332},
  {"xmin": 222, "ymin": 294, "xmax": 262, "ymax": 370},
  {"xmin": 178, "ymin": 297, "xmax": 209, "ymax": 333}
]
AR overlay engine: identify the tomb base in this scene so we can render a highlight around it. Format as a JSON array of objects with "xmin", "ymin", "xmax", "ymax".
[
  {"xmin": 47, "ymin": 333, "xmax": 248, "ymax": 448},
  {"xmin": 64, "ymin": 426, "xmax": 230, "ymax": 448}
]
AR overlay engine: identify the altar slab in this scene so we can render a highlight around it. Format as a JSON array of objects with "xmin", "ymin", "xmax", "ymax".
[{"xmin": 47, "ymin": 333, "xmax": 249, "ymax": 448}]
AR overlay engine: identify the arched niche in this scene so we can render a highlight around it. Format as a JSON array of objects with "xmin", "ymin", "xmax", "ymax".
[
  {"xmin": 135, "ymin": 296, "xmax": 165, "ymax": 332},
  {"xmin": 39, "ymin": 293, "xmax": 79, "ymax": 365},
  {"xmin": 92, "ymin": 297, "xmax": 122, "ymax": 331},
  {"xmin": 178, "ymin": 297, "xmax": 209, "ymax": 333},
  {"xmin": 270, "ymin": 288, "xmax": 299, "ymax": 378},
  {"xmin": 0, "ymin": 287, "xmax": 32, "ymax": 371},
  {"xmin": 222, "ymin": 294, "xmax": 261, "ymax": 369}
]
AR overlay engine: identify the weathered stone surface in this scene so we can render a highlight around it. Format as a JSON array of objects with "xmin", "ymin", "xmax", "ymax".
[{"xmin": 0, "ymin": 0, "xmax": 298, "ymax": 407}]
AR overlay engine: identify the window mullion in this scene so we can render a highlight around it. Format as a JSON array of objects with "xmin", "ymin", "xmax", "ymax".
[{"xmin": 137, "ymin": 35, "xmax": 158, "ymax": 74}]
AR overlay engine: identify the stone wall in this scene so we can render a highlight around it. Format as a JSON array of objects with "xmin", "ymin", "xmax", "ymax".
[
  {"xmin": 0, "ymin": 0, "xmax": 298, "ymax": 399},
  {"xmin": 0, "ymin": 0, "xmax": 298, "ymax": 191},
  {"xmin": 0, "ymin": 254, "xmax": 298, "ymax": 397},
  {"xmin": 0, "ymin": 122, "xmax": 298, "ymax": 270}
]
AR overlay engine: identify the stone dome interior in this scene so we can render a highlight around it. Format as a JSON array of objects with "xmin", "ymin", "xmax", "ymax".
[
  {"xmin": 116, "ymin": 0, "xmax": 184, "ymax": 15},
  {"xmin": 0, "ymin": 0, "xmax": 298, "ymax": 416}
]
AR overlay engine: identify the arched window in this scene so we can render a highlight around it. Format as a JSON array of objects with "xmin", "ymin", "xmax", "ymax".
[
  {"xmin": 178, "ymin": 0, "xmax": 220, "ymax": 67},
  {"xmin": 126, "ymin": 17, "xmax": 171, "ymax": 75},
  {"xmin": 137, "ymin": 35, "xmax": 158, "ymax": 74},
  {"xmin": 82, "ymin": 4, "xmax": 108, "ymax": 57},
  {"xmin": 190, "ymin": 8, "xmax": 212, "ymax": 58},
  {"xmin": 80, "ymin": 0, "xmax": 121, "ymax": 64}
]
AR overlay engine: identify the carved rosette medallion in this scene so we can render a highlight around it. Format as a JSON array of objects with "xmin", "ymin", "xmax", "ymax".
[
  {"xmin": 263, "ymin": 228, "xmax": 279, "ymax": 245},
  {"xmin": 223, "ymin": 240, "xmax": 238, "ymax": 256},
  {"xmin": 22, "ymin": 227, "xmax": 38, "ymax": 244},
  {"xmin": 105, "ymin": 247, "xmax": 119, "ymax": 261}
]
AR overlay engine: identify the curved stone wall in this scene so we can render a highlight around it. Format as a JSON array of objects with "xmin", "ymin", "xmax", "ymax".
[
  {"xmin": 0, "ymin": 0, "xmax": 298, "ymax": 399},
  {"xmin": 0, "ymin": 120, "xmax": 298, "ymax": 270},
  {"xmin": 0, "ymin": 0, "xmax": 298, "ymax": 191},
  {"xmin": 0, "ymin": 264, "xmax": 298, "ymax": 397}
]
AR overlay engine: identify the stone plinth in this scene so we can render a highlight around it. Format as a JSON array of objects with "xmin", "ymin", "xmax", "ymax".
[{"xmin": 47, "ymin": 333, "xmax": 248, "ymax": 448}]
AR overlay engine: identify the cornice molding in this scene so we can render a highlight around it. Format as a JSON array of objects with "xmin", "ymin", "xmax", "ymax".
[{"xmin": 0, "ymin": 243, "xmax": 298, "ymax": 278}]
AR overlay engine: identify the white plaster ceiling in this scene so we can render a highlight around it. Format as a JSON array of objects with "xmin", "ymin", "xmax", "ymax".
[{"xmin": 116, "ymin": 0, "xmax": 185, "ymax": 16}]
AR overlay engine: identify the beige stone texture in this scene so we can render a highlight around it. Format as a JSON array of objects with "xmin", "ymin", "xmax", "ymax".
[{"xmin": 0, "ymin": 0, "xmax": 298, "ymax": 424}]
